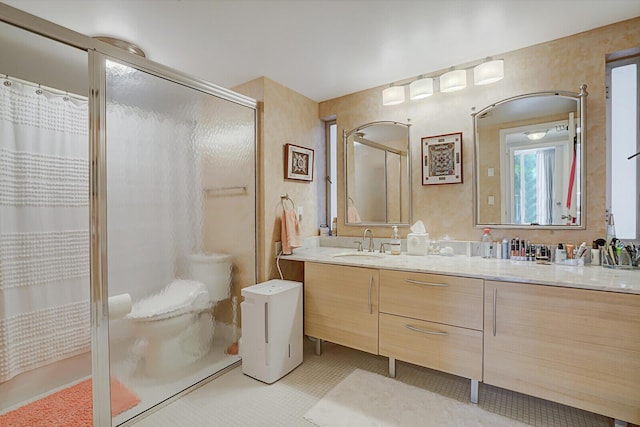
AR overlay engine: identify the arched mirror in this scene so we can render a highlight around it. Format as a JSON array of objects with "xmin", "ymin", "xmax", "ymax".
[
  {"xmin": 344, "ymin": 121, "xmax": 411, "ymax": 225},
  {"xmin": 473, "ymin": 86, "xmax": 587, "ymax": 228}
]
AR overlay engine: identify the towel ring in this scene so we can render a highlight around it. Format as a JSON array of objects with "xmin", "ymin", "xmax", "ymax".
[{"xmin": 280, "ymin": 194, "xmax": 295, "ymax": 210}]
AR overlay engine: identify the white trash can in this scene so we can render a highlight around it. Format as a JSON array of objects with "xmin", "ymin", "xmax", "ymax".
[{"xmin": 240, "ymin": 279, "xmax": 303, "ymax": 383}]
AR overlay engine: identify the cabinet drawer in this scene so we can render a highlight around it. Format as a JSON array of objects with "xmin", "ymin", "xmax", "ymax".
[
  {"xmin": 379, "ymin": 313, "xmax": 482, "ymax": 380},
  {"xmin": 380, "ymin": 270, "xmax": 483, "ymax": 330}
]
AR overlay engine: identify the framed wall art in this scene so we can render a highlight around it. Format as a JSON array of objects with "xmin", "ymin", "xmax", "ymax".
[
  {"xmin": 285, "ymin": 143, "xmax": 314, "ymax": 182},
  {"xmin": 422, "ymin": 132, "xmax": 463, "ymax": 185}
]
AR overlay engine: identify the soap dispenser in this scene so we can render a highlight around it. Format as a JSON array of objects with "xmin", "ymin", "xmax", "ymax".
[{"xmin": 390, "ymin": 226, "xmax": 401, "ymax": 255}]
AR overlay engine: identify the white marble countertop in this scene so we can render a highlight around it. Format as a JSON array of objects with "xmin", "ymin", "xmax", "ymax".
[{"xmin": 282, "ymin": 245, "xmax": 640, "ymax": 295}]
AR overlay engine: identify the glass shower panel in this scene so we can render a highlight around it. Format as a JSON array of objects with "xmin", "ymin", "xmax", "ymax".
[
  {"xmin": 104, "ymin": 60, "xmax": 256, "ymax": 425},
  {"xmin": 0, "ymin": 21, "xmax": 91, "ymax": 424}
]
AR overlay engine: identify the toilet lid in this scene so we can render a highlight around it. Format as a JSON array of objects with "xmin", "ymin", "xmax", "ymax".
[{"xmin": 128, "ymin": 280, "xmax": 209, "ymax": 321}]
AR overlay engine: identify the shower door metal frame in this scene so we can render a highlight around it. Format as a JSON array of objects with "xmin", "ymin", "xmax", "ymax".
[{"xmin": 0, "ymin": 4, "xmax": 259, "ymax": 425}]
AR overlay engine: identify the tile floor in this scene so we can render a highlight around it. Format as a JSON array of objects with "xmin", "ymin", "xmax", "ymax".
[{"xmin": 130, "ymin": 338, "xmax": 622, "ymax": 427}]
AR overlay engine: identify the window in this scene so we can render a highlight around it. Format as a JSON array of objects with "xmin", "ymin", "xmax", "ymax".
[
  {"xmin": 512, "ymin": 146, "xmax": 557, "ymax": 225},
  {"xmin": 323, "ymin": 120, "xmax": 337, "ymax": 226},
  {"xmin": 607, "ymin": 54, "xmax": 639, "ymax": 241}
]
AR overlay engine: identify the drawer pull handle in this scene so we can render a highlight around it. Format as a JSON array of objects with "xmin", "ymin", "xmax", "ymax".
[
  {"xmin": 493, "ymin": 288, "xmax": 497, "ymax": 337},
  {"xmin": 405, "ymin": 278, "xmax": 448, "ymax": 287},
  {"xmin": 368, "ymin": 274, "xmax": 373, "ymax": 314},
  {"xmin": 405, "ymin": 324, "xmax": 449, "ymax": 336}
]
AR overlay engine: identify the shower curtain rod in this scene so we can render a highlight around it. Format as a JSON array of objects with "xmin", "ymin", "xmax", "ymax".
[{"xmin": 2, "ymin": 74, "xmax": 87, "ymax": 103}]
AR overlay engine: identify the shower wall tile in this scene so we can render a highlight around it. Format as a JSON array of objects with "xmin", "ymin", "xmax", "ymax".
[{"xmin": 199, "ymin": 96, "xmax": 256, "ymax": 326}]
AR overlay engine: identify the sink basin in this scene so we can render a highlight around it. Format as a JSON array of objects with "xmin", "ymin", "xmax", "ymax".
[{"xmin": 331, "ymin": 251, "xmax": 385, "ymax": 260}]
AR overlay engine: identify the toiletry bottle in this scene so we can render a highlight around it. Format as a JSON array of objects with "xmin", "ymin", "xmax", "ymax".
[
  {"xmin": 331, "ymin": 217, "xmax": 338, "ymax": 237},
  {"xmin": 556, "ymin": 243, "xmax": 566, "ymax": 263},
  {"xmin": 502, "ymin": 238, "xmax": 509, "ymax": 259},
  {"xmin": 390, "ymin": 226, "xmax": 401, "ymax": 255},
  {"xmin": 591, "ymin": 241, "xmax": 601, "ymax": 266},
  {"xmin": 606, "ymin": 212, "xmax": 616, "ymax": 246},
  {"xmin": 566, "ymin": 243, "xmax": 574, "ymax": 259},
  {"xmin": 481, "ymin": 228, "xmax": 493, "ymax": 258}
]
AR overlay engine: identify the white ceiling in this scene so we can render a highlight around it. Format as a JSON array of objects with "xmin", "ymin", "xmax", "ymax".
[{"xmin": 4, "ymin": 0, "xmax": 640, "ymax": 102}]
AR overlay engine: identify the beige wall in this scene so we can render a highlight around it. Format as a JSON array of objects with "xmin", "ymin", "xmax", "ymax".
[
  {"xmin": 234, "ymin": 77, "xmax": 322, "ymax": 283},
  {"xmin": 228, "ymin": 17, "xmax": 640, "ymax": 288},
  {"xmin": 319, "ymin": 17, "xmax": 640, "ymax": 245}
]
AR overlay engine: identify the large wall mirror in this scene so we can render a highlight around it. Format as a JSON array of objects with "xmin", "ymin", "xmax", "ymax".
[
  {"xmin": 473, "ymin": 86, "xmax": 587, "ymax": 228},
  {"xmin": 344, "ymin": 121, "xmax": 411, "ymax": 225}
]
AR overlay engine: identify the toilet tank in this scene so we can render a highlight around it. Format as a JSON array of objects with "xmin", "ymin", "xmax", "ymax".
[{"xmin": 187, "ymin": 253, "xmax": 232, "ymax": 301}]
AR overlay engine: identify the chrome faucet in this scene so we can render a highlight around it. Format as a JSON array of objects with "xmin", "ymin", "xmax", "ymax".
[{"xmin": 363, "ymin": 228, "xmax": 375, "ymax": 252}]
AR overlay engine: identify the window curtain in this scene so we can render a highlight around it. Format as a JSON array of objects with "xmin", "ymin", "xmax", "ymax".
[{"xmin": 536, "ymin": 148, "xmax": 555, "ymax": 225}]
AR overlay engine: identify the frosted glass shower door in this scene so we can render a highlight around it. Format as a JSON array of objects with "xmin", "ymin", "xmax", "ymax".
[{"xmin": 104, "ymin": 59, "xmax": 256, "ymax": 425}]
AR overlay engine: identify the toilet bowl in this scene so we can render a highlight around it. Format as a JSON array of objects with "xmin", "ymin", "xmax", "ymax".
[{"xmin": 127, "ymin": 253, "xmax": 232, "ymax": 376}]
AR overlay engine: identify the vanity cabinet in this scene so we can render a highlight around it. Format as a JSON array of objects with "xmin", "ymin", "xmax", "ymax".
[
  {"xmin": 484, "ymin": 280, "xmax": 640, "ymax": 424},
  {"xmin": 378, "ymin": 271, "xmax": 483, "ymax": 400},
  {"xmin": 304, "ymin": 262, "xmax": 379, "ymax": 355}
]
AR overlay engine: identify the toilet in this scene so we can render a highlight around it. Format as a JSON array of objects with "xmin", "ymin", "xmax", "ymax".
[{"xmin": 127, "ymin": 253, "xmax": 232, "ymax": 376}]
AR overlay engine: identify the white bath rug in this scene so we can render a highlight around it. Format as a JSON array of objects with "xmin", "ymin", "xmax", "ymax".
[{"xmin": 303, "ymin": 369, "xmax": 530, "ymax": 427}]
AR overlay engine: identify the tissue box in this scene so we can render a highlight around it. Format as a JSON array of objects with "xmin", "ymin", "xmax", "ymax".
[{"xmin": 407, "ymin": 233, "xmax": 429, "ymax": 256}]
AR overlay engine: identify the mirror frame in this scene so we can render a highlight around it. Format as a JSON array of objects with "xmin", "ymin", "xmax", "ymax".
[
  {"xmin": 343, "ymin": 120, "xmax": 412, "ymax": 227},
  {"xmin": 472, "ymin": 85, "xmax": 588, "ymax": 229}
]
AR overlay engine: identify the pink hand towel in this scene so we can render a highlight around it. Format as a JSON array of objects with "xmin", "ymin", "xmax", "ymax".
[
  {"xmin": 281, "ymin": 208, "xmax": 302, "ymax": 255},
  {"xmin": 347, "ymin": 206, "xmax": 361, "ymax": 223}
]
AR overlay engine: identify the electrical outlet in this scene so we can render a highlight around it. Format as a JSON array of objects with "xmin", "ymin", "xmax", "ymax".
[{"xmin": 275, "ymin": 241, "xmax": 282, "ymax": 254}]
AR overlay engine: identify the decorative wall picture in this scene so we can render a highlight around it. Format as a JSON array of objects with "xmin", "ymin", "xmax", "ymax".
[
  {"xmin": 285, "ymin": 143, "xmax": 314, "ymax": 182},
  {"xmin": 422, "ymin": 132, "xmax": 463, "ymax": 185}
]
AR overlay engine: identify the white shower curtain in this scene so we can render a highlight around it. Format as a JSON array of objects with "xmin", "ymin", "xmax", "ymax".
[{"xmin": 0, "ymin": 78, "xmax": 90, "ymax": 382}]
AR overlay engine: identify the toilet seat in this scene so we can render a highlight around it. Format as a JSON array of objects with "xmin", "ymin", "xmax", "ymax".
[{"xmin": 128, "ymin": 280, "xmax": 209, "ymax": 321}]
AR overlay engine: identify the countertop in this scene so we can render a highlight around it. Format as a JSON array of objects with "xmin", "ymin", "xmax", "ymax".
[{"xmin": 281, "ymin": 245, "xmax": 640, "ymax": 295}]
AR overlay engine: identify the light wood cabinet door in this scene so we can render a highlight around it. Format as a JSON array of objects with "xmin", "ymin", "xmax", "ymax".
[
  {"xmin": 380, "ymin": 270, "xmax": 483, "ymax": 330},
  {"xmin": 304, "ymin": 262, "xmax": 379, "ymax": 355},
  {"xmin": 484, "ymin": 280, "xmax": 640, "ymax": 424},
  {"xmin": 379, "ymin": 313, "xmax": 482, "ymax": 380}
]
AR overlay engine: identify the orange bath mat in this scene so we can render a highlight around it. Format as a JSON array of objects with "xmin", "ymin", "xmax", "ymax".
[{"xmin": 0, "ymin": 377, "xmax": 140, "ymax": 427}]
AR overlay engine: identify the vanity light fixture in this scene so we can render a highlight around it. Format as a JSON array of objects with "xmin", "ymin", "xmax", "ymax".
[
  {"xmin": 525, "ymin": 130, "xmax": 547, "ymax": 140},
  {"xmin": 439, "ymin": 69, "xmax": 467, "ymax": 92},
  {"xmin": 409, "ymin": 76, "xmax": 434, "ymax": 100},
  {"xmin": 381, "ymin": 58, "xmax": 504, "ymax": 105},
  {"xmin": 473, "ymin": 59, "xmax": 504, "ymax": 85},
  {"xmin": 382, "ymin": 84, "xmax": 405, "ymax": 106}
]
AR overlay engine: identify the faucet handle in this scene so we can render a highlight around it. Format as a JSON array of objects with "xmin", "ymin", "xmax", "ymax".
[
  {"xmin": 379, "ymin": 242, "xmax": 389, "ymax": 253},
  {"xmin": 353, "ymin": 240, "xmax": 364, "ymax": 252}
]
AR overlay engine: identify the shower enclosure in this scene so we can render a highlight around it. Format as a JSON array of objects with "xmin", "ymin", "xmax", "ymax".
[{"xmin": 0, "ymin": 4, "xmax": 257, "ymax": 426}]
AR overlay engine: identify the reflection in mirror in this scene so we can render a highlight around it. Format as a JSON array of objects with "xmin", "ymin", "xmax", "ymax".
[
  {"xmin": 473, "ymin": 86, "xmax": 587, "ymax": 228},
  {"xmin": 344, "ymin": 121, "xmax": 411, "ymax": 225}
]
